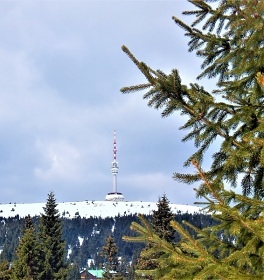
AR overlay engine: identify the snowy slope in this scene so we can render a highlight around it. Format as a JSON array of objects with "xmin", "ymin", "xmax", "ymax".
[{"xmin": 0, "ymin": 200, "xmax": 201, "ymax": 219}]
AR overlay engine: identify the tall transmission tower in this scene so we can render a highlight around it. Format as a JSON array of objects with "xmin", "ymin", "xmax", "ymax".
[
  {"xmin": 111, "ymin": 130, "xmax": 119, "ymax": 193},
  {"xmin": 105, "ymin": 131, "xmax": 125, "ymax": 202}
]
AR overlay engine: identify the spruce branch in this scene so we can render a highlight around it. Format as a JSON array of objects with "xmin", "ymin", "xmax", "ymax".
[
  {"xmin": 192, "ymin": 159, "xmax": 224, "ymax": 204},
  {"xmin": 122, "ymin": 0, "xmax": 264, "ymax": 277}
]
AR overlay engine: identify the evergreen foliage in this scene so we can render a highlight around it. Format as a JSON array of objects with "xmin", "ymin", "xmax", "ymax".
[
  {"xmin": 0, "ymin": 212, "xmax": 217, "ymax": 277},
  {"xmin": 0, "ymin": 216, "xmax": 21, "ymax": 263},
  {"xmin": 100, "ymin": 235, "xmax": 124, "ymax": 279},
  {"xmin": 152, "ymin": 195, "xmax": 175, "ymax": 243},
  {"xmin": 122, "ymin": 0, "xmax": 264, "ymax": 279},
  {"xmin": 0, "ymin": 260, "xmax": 11, "ymax": 280},
  {"xmin": 121, "ymin": 0, "xmax": 264, "ymax": 200},
  {"xmin": 12, "ymin": 215, "xmax": 42, "ymax": 280},
  {"xmin": 38, "ymin": 192, "xmax": 68, "ymax": 280},
  {"xmin": 67, "ymin": 262, "xmax": 80, "ymax": 280},
  {"xmin": 135, "ymin": 195, "xmax": 176, "ymax": 279},
  {"xmin": 125, "ymin": 179, "xmax": 264, "ymax": 279}
]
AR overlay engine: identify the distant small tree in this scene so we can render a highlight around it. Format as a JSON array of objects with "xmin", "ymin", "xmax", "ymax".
[
  {"xmin": 135, "ymin": 195, "xmax": 175, "ymax": 279},
  {"xmin": 152, "ymin": 195, "xmax": 175, "ymax": 243},
  {"xmin": 38, "ymin": 192, "xmax": 69, "ymax": 280},
  {"xmin": 0, "ymin": 223, "xmax": 20, "ymax": 263},
  {"xmin": 12, "ymin": 215, "xmax": 42, "ymax": 280},
  {"xmin": 67, "ymin": 262, "xmax": 80, "ymax": 280},
  {"xmin": 101, "ymin": 236, "xmax": 124, "ymax": 280},
  {"xmin": 0, "ymin": 260, "xmax": 11, "ymax": 280}
]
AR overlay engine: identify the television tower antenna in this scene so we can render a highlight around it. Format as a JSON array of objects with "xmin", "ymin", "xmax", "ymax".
[
  {"xmin": 111, "ymin": 130, "xmax": 119, "ymax": 193},
  {"xmin": 105, "ymin": 131, "xmax": 124, "ymax": 201}
]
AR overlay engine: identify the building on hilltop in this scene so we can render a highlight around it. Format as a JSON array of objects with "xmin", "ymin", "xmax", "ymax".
[{"xmin": 105, "ymin": 131, "xmax": 125, "ymax": 202}]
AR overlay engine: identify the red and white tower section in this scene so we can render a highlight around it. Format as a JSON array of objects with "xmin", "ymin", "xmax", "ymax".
[{"xmin": 105, "ymin": 131, "xmax": 125, "ymax": 202}]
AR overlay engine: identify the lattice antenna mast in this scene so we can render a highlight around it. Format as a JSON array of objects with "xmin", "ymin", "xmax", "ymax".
[{"xmin": 111, "ymin": 130, "xmax": 119, "ymax": 193}]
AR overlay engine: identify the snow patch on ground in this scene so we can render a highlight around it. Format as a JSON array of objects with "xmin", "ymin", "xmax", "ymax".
[{"xmin": 0, "ymin": 200, "xmax": 201, "ymax": 219}]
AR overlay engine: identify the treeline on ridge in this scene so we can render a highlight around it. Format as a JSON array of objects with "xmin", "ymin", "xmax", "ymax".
[{"xmin": 0, "ymin": 210, "xmax": 215, "ymax": 269}]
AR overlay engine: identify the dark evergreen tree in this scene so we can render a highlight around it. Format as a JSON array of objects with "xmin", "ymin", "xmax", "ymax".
[
  {"xmin": 135, "ymin": 195, "xmax": 175, "ymax": 279},
  {"xmin": 67, "ymin": 262, "xmax": 79, "ymax": 280},
  {"xmin": 0, "ymin": 260, "xmax": 11, "ymax": 280},
  {"xmin": 0, "ymin": 217, "xmax": 21, "ymax": 263},
  {"xmin": 122, "ymin": 0, "xmax": 264, "ymax": 278},
  {"xmin": 38, "ymin": 192, "xmax": 68, "ymax": 280},
  {"xmin": 12, "ymin": 215, "xmax": 42, "ymax": 280},
  {"xmin": 100, "ymin": 235, "xmax": 124, "ymax": 279},
  {"xmin": 152, "ymin": 195, "xmax": 175, "ymax": 243}
]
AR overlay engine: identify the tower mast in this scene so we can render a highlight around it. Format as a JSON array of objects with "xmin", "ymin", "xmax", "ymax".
[
  {"xmin": 105, "ymin": 130, "xmax": 124, "ymax": 202},
  {"xmin": 111, "ymin": 130, "xmax": 119, "ymax": 193}
]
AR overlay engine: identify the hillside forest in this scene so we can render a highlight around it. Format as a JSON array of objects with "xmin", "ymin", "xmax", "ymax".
[{"xmin": 0, "ymin": 193, "xmax": 215, "ymax": 279}]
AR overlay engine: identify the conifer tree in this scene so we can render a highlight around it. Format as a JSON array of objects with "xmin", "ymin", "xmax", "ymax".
[
  {"xmin": 122, "ymin": 0, "xmax": 264, "ymax": 279},
  {"xmin": 38, "ymin": 192, "xmax": 68, "ymax": 280},
  {"xmin": 135, "ymin": 195, "xmax": 175, "ymax": 279},
  {"xmin": 12, "ymin": 215, "xmax": 42, "ymax": 280},
  {"xmin": 101, "ymin": 235, "xmax": 124, "ymax": 279},
  {"xmin": 67, "ymin": 262, "xmax": 79, "ymax": 280},
  {"xmin": 0, "ymin": 222, "xmax": 20, "ymax": 263},
  {"xmin": 0, "ymin": 260, "xmax": 11, "ymax": 280},
  {"xmin": 152, "ymin": 195, "xmax": 175, "ymax": 243}
]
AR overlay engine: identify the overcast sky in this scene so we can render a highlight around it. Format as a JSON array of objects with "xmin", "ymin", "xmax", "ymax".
[{"xmin": 0, "ymin": 0, "xmax": 217, "ymax": 205}]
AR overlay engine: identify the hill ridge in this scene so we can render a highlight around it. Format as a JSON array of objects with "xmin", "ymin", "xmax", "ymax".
[{"xmin": 0, "ymin": 200, "xmax": 201, "ymax": 219}]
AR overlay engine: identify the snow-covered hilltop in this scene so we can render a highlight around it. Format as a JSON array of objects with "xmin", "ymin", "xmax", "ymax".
[{"xmin": 0, "ymin": 200, "xmax": 201, "ymax": 219}]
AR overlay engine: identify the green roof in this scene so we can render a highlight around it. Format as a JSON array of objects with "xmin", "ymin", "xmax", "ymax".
[{"xmin": 88, "ymin": 269, "xmax": 104, "ymax": 278}]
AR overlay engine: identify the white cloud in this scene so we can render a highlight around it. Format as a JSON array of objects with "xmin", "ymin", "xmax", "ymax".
[
  {"xmin": 34, "ymin": 140, "xmax": 81, "ymax": 181},
  {"xmin": 122, "ymin": 172, "xmax": 170, "ymax": 190}
]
